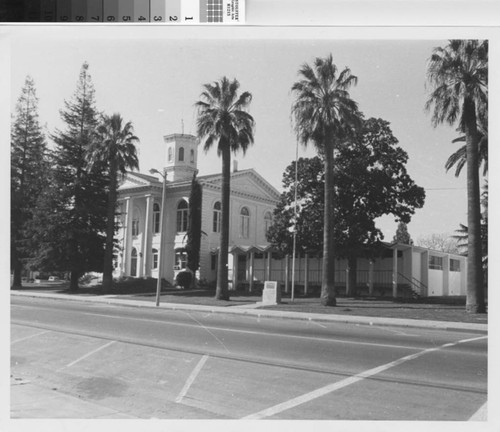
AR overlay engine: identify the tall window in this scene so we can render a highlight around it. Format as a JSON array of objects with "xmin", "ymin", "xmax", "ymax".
[
  {"xmin": 132, "ymin": 209, "xmax": 140, "ymax": 236},
  {"xmin": 179, "ymin": 147, "xmax": 184, "ymax": 162},
  {"xmin": 131, "ymin": 248, "xmax": 138, "ymax": 276},
  {"xmin": 177, "ymin": 200, "xmax": 189, "ymax": 232},
  {"xmin": 213, "ymin": 201, "xmax": 221, "ymax": 233},
  {"xmin": 264, "ymin": 211, "xmax": 272, "ymax": 235},
  {"xmin": 240, "ymin": 207, "xmax": 250, "ymax": 238},
  {"xmin": 152, "ymin": 248, "xmax": 158, "ymax": 269},
  {"xmin": 168, "ymin": 147, "xmax": 173, "ymax": 162},
  {"xmin": 190, "ymin": 149, "xmax": 195, "ymax": 163},
  {"xmin": 153, "ymin": 203, "xmax": 160, "ymax": 234}
]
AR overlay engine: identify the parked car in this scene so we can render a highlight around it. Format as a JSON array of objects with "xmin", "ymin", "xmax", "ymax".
[{"xmin": 48, "ymin": 276, "xmax": 60, "ymax": 282}]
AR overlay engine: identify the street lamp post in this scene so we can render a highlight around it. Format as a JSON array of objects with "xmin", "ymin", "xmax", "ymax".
[{"xmin": 150, "ymin": 168, "xmax": 167, "ymax": 306}]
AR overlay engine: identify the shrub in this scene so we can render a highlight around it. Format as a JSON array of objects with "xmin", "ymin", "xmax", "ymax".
[{"xmin": 176, "ymin": 271, "xmax": 192, "ymax": 289}]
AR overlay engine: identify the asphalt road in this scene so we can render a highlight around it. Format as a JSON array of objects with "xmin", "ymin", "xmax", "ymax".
[{"xmin": 11, "ymin": 296, "xmax": 488, "ymax": 420}]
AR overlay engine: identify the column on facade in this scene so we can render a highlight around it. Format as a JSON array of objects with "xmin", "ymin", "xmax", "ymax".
[
  {"xmin": 122, "ymin": 197, "xmax": 133, "ymax": 276},
  {"xmin": 368, "ymin": 259, "xmax": 374, "ymax": 296},
  {"xmin": 443, "ymin": 254, "xmax": 450, "ymax": 296},
  {"xmin": 232, "ymin": 253, "xmax": 239, "ymax": 291},
  {"xmin": 392, "ymin": 248, "xmax": 398, "ymax": 298},
  {"xmin": 249, "ymin": 251, "xmax": 255, "ymax": 293},
  {"xmin": 142, "ymin": 195, "xmax": 153, "ymax": 277},
  {"xmin": 265, "ymin": 251, "xmax": 272, "ymax": 281}
]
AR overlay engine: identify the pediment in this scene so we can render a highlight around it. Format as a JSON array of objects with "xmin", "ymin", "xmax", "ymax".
[
  {"xmin": 201, "ymin": 169, "xmax": 280, "ymax": 203},
  {"xmin": 118, "ymin": 172, "xmax": 161, "ymax": 191}
]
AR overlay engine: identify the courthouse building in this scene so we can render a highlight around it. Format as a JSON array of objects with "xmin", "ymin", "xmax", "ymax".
[{"xmin": 115, "ymin": 133, "xmax": 280, "ymax": 285}]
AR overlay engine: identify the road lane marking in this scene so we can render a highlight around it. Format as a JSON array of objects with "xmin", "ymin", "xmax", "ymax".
[
  {"xmin": 175, "ymin": 354, "xmax": 209, "ymax": 403},
  {"xmin": 82, "ymin": 312, "xmax": 423, "ymax": 352},
  {"xmin": 242, "ymin": 335, "xmax": 488, "ymax": 419},
  {"xmin": 469, "ymin": 401, "xmax": 487, "ymax": 421},
  {"xmin": 367, "ymin": 325, "xmax": 419, "ymax": 337},
  {"xmin": 184, "ymin": 312, "xmax": 231, "ymax": 353},
  {"xmin": 11, "ymin": 330, "xmax": 51, "ymax": 345},
  {"xmin": 57, "ymin": 340, "xmax": 116, "ymax": 371}
]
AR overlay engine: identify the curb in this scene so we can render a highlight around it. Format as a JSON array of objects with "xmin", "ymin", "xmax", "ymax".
[{"xmin": 11, "ymin": 290, "xmax": 488, "ymax": 334}]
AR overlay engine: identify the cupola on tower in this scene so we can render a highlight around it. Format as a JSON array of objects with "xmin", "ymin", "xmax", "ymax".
[{"xmin": 163, "ymin": 134, "xmax": 199, "ymax": 182}]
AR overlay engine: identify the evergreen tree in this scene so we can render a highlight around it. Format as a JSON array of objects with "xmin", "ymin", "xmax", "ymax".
[
  {"xmin": 29, "ymin": 62, "xmax": 108, "ymax": 291},
  {"xmin": 393, "ymin": 222, "xmax": 413, "ymax": 245},
  {"xmin": 11, "ymin": 76, "xmax": 48, "ymax": 288},
  {"xmin": 186, "ymin": 171, "xmax": 203, "ymax": 287}
]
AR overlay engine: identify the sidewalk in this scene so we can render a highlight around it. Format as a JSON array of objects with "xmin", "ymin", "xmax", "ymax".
[{"xmin": 11, "ymin": 289, "xmax": 488, "ymax": 334}]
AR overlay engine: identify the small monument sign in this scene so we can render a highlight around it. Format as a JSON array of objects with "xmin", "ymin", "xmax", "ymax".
[{"xmin": 262, "ymin": 281, "xmax": 281, "ymax": 305}]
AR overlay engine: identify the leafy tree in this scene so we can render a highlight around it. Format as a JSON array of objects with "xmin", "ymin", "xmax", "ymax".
[
  {"xmin": 29, "ymin": 62, "xmax": 108, "ymax": 291},
  {"xmin": 426, "ymin": 40, "xmax": 488, "ymax": 313},
  {"xmin": 393, "ymin": 222, "xmax": 413, "ymax": 245},
  {"xmin": 186, "ymin": 171, "xmax": 203, "ymax": 287},
  {"xmin": 267, "ymin": 118, "xmax": 425, "ymax": 296},
  {"xmin": 10, "ymin": 76, "xmax": 48, "ymax": 288},
  {"xmin": 87, "ymin": 113, "xmax": 140, "ymax": 293},
  {"xmin": 291, "ymin": 54, "xmax": 362, "ymax": 306},
  {"xmin": 195, "ymin": 77, "xmax": 255, "ymax": 300}
]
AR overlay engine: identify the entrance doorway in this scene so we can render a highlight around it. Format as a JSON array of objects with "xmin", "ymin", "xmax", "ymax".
[
  {"xmin": 237, "ymin": 255, "xmax": 247, "ymax": 282},
  {"xmin": 131, "ymin": 248, "xmax": 137, "ymax": 277}
]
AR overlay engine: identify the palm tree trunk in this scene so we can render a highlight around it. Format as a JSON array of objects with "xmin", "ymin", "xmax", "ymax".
[
  {"xmin": 465, "ymin": 99, "xmax": 485, "ymax": 313},
  {"xmin": 321, "ymin": 145, "xmax": 336, "ymax": 306},
  {"xmin": 215, "ymin": 143, "xmax": 231, "ymax": 300},
  {"xmin": 102, "ymin": 162, "xmax": 118, "ymax": 294}
]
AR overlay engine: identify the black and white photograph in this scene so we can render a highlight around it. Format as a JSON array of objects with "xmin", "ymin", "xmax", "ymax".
[{"xmin": 2, "ymin": 16, "xmax": 497, "ymax": 431}]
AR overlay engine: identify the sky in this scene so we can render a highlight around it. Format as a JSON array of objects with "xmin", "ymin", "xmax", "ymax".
[{"xmin": 5, "ymin": 26, "xmax": 490, "ymax": 243}]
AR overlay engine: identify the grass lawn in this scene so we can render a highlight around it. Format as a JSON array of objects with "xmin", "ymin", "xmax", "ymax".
[{"xmin": 14, "ymin": 278, "xmax": 487, "ymax": 325}]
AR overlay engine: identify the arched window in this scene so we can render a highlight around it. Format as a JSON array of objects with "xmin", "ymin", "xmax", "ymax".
[
  {"xmin": 213, "ymin": 201, "xmax": 221, "ymax": 233},
  {"xmin": 264, "ymin": 211, "xmax": 272, "ymax": 235},
  {"xmin": 190, "ymin": 149, "xmax": 195, "ymax": 163},
  {"xmin": 240, "ymin": 207, "xmax": 250, "ymax": 238},
  {"xmin": 153, "ymin": 203, "xmax": 160, "ymax": 234},
  {"xmin": 177, "ymin": 200, "xmax": 189, "ymax": 232},
  {"xmin": 131, "ymin": 248, "xmax": 138, "ymax": 277},
  {"xmin": 179, "ymin": 147, "xmax": 184, "ymax": 162},
  {"xmin": 168, "ymin": 147, "xmax": 173, "ymax": 162},
  {"xmin": 152, "ymin": 248, "xmax": 158, "ymax": 269}
]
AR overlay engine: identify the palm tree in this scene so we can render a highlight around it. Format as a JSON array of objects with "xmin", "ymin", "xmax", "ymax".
[
  {"xmin": 291, "ymin": 54, "xmax": 361, "ymax": 306},
  {"xmin": 445, "ymin": 105, "xmax": 488, "ymax": 177},
  {"xmin": 87, "ymin": 113, "xmax": 140, "ymax": 293},
  {"xmin": 195, "ymin": 77, "xmax": 255, "ymax": 300},
  {"xmin": 426, "ymin": 40, "xmax": 488, "ymax": 313}
]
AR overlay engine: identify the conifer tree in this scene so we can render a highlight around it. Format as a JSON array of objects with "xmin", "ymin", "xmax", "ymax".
[
  {"xmin": 186, "ymin": 171, "xmax": 202, "ymax": 287},
  {"xmin": 11, "ymin": 76, "xmax": 48, "ymax": 288},
  {"xmin": 393, "ymin": 222, "xmax": 413, "ymax": 245},
  {"xmin": 29, "ymin": 62, "xmax": 108, "ymax": 290}
]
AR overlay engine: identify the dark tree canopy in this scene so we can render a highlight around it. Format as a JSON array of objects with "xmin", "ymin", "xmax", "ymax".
[
  {"xmin": 186, "ymin": 172, "xmax": 203, "ymax": 276},
  {"xmin": 11, "ymin": 76, "xmax": 48, "ymax": 287},
  {"xmin": 28, "ymin": 62, "xmax": 108, "ymax": 290},
  {"xmin": 267, "ymin": 118, "xmax": 425, "ymax": 258}
]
